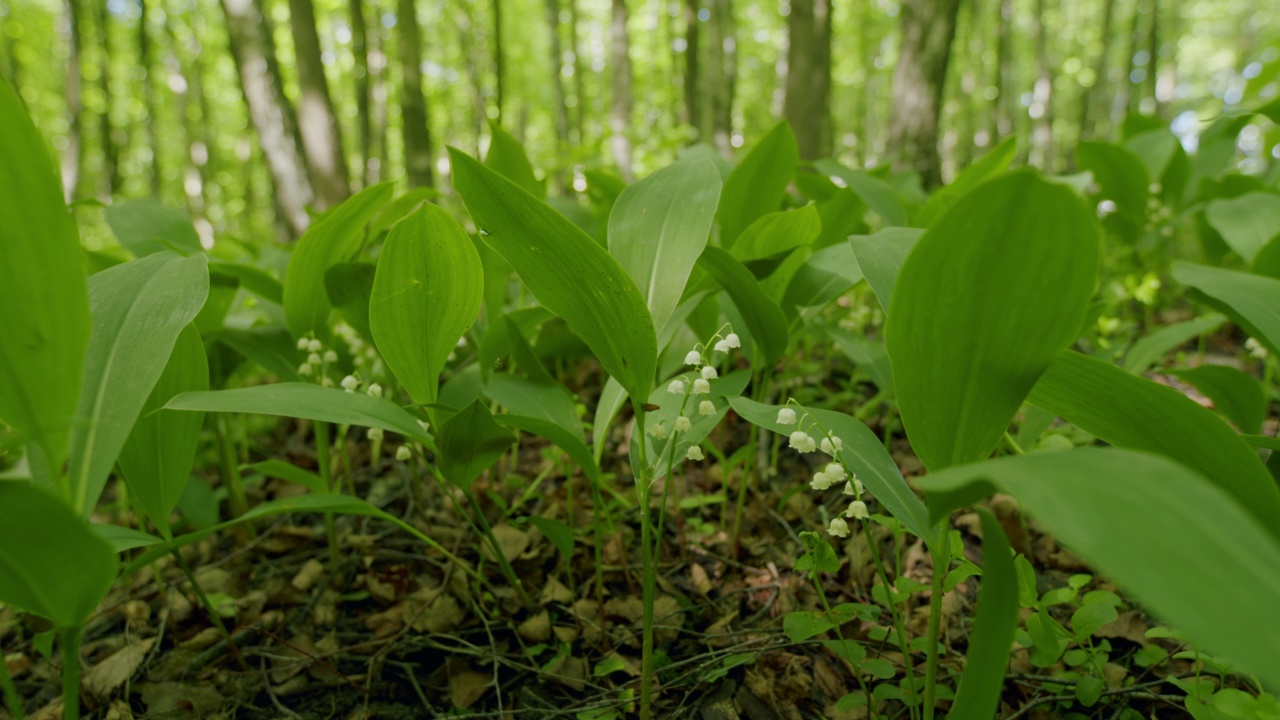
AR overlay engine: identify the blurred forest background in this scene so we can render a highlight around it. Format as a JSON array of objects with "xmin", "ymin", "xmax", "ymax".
[{"xmin": 2, "ymin": 0, "xmax": 1277, "ymax": 245}]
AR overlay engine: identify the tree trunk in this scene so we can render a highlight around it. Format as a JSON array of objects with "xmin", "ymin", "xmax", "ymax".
[
  {"xmin": 682, "ymin": 0, "xmax": 701, "ymax": 131},
  {"xmin": 162, "ymin": 13, "xmax": 210, "ymax": 244},
  {"xmin": 610, "ymin": 0, "xmax": 634, "ymax": 179},
  {"xmin": 350, "ymin": 0, "xmax": 371, "ymax": 189},
  {"xmin": 1113, "ymin": 0, "xmax": 1141, "ymax": 127},
  {"xmin": 888, "ymin": 0, "xmax": 961, "ymax": 188},
  {"xmin": 991, "ymin": 0, "xmax": 1014, "ymax": 142},
  {"xmin": 1078, "ymin": 0, "xmax": 1117, "ymax": 141},
  {"xmin": 221, "ymin": 0, "xmax": 313, "ymax": 236},
  {"xmin": 62, "ymin": 0, "xmax": 85, "ymax": 203},
  {"xmin": 492, "ymin": 0, "xmax": 504, "ymax": 120},
  {"xmin": 397, "ymin": 0, "xmax": 434, "ymax": 188},
  {"xmin": 568, "ymin": 0, "xmax": 585, "ymax": 142},
  {"xmin": 544, "ymin": 0, "xmax": 569, "ymax": 191},
  {"xmin": 139, "ymin": 0, "xmax": 162, "ymax": 197},
  {"xmin": 783, "ymin": 0, "xmax": 833, "ymax": 160},
  {"xmin": 289, "ymin": 0, "xmax": 350, "ymax": 208},
  {"xmin": 1029, "ymin": 0, "xmax": 1054, "ymax": 169},
  {"xmin": 457, "ymin": 2, "xmax": 487, "ymax": 153},
  {"xmin": 703, "ymin": 0, "xmax": 734, "ymax": 156},
  {"xmin": 93, "ymin": 0, "xmax": 119, "ymax": 198},
  {"xmin": 0, "ymin": 9, "xmax": 18, "ymax": 87}
]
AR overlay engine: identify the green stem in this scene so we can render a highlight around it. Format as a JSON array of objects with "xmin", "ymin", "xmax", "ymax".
[
  {"xmin": 730, "ymin": 376, "xmax": 767, "ymax": 554},
  {"xmin": 315, "ymin": 421, "xmax": 339, "ymax": 567},
  {"xmin": 805, "ymin": 553, "xmax": 871, "ymax": 712},
  {"xmin": 864, "ymin": 523, "xmax": 920, "ymax": 720},
  {"xmin": 58, "ymin": 626, "xmax": 82, "ymax": 720},
  {"xmin": 170, "ymin": 550, "xmax": 233, "ymax": 641},
  {"xmin": 465, "ymin": 489, "xmax": 534, "ymax": 610},
  {"xmin": 922, "ymin": 542, "xmax": 951, "ymax": 720},
  {"xmin": 633, "ymin": 405, "xmax": 655, "ymax": 720},
  {"xmin": 214, "ymin": 414, "xmax": 247, "ymax": 516},
  {"xmin": 0, "ymin": 638, "xmax": 24, "ymax": 720}
]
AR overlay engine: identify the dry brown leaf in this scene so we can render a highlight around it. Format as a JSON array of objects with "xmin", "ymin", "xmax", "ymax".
[
  {"xmin": 84, "ymin": 638, "xmax": 156, "ymax": 698},
  {"xmin": 291, "ymin": 558, "xmax": 326, "ymax": 591},
  {"xmin": 1095, "ymin": 610, "xmax": 1150, "ymax": 645},
  {"xmin": 690, "ymin": 563, "xmax": 713, "ymax": 596},
  {"xmin": 103, "ymin": 699, "xmax": 134, "ymax": 720},
  {"xmin": 4, "ymin": 652, "xmax": 30, "ymax": 678},
  {"xmin": 518, "ymin": 610, "xmax": 551, "ymax": 642},
  {"xmin": 541, "ymin": 576, "xmax": 574, "ymax": 604},
  {"xmin": 544, "ymin": 654, "xmax": 587, "ymax": 691},
  {"xmin": 412, "ymin": 593, "xmax": 464, "ymax": 634},
  {"xmin": 483, "ymin": 524, "xmax": 530, "ymax": 562},
  {"xmin": 137, "ymin": 681, "xmax": 224, "ymax": 718},
  {"xmin": 449, "ymin": 670, "xmax": 491, "ymax": 708}
]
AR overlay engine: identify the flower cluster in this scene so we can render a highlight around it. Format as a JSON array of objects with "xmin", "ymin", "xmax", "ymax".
[
  {"xmin": 1246, "ymin": 337, "xmax": 1269, "ymax": 361},
  {"xmin": 296, "ymin": 335, "xmax": 340, "ymax": 386},
  {"xmin": 648, "ymin": 329, "xmax": 742, "ymax": 461},
  {"xmin": 776, "ymin": 401, "xmax": 870, "ymax": 538}
]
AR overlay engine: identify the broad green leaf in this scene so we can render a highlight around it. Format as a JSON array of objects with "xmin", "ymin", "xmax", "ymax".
[
  {"xmin": 368, "ymin": 188, "xmax": 432, "ymax": 237},
  {"xmin": 450, "ymin": 148, "xmax": 657, "ymax": 401},
  {"xmin": 1076, "ymin": 141, "xmax": 1149, "ymax": 238},
  {"xmin": 209, "ymin": 262, "xmax": 284, "ymax": 305},
  {"xmin": 915, "ymin": 136, "xmax": 1017, "ymax": 227},
  {"xmin": 781, "ymin": 242, "xmax": 864, "ymax": 313},
  {"xmin": 717, "ymin": 122, "xmax": 798, "ymax": 247},
  {"xmin": 117, "ymin": 324, "xmax": 208, "ymax": 538},
  {"xmin": 697, "ymin": 247, "xmax": 789, "ymax": 369},
  {"xmin": 947, "ymin": 508, "xmax": 1017, "ymax": 720},
  {"xmin": 93, "ymin": 523, "xmax": 166, "ymax": 553},
  {"xmin": 0, "ymin": 77, "xmax": 91, "ymax": 479},
  {"xmin": 69, "ymin": 252, "xmax": 210, "ymax": 516},
  {"xmin": 324, "ymin": 262, "xmax": 376, "ymax": 341},
  {"xmin": 917, "ymin": 447, "xmax": 1280, "ymax": 691},
  {"xmin": 165, "ymin": 383, "xmax": 431, "ymax": 443},
  {"xmin": 593, "ymin": 376, "xmax": 630, "ymax": 461},
  {"xmin": 104, "ymin": 199, "xmax": 201, "ymax": 257},
  {"xmin": 885, "ymin": 171, "xmax": 1100, "ymax": 471},
  {"xmin": 848, "ymin": 228, "xmax": 924, "ymax": 313},
  {"xmin": 1164, "ymin": 365, "xmax": 1265, "ymax": 435},
  {"xmin": 813, "ymin": 160, "xmax": 908, "ymax": 227},
  {"xmin": 485, "ymin": 372, "xmax": 582, "ymax": 442},
  {"xmin": 1121, "ymin": 313, "xmax": 1226, "ymax": 374},
  {"xmin": 242, "ymin": 459, "xmax": 327, "ymax": 493},
  {"xmin": 1027, "ymin": 351, "xmax": 1280, "ymax": 536},
  {"xmin": 497, "ymin": 414, "xmax": 599, "ymax": 484},
  {"xmin": 1204, "ymin": 192, "xmax": 1280, "ymax": 263},
  {"xmin": 728, "ymin": 396, "xmax": 933, "ymax": 545},
  {"xmin": 0, "ymin": 481, "xmax": 119, "ymax": 627},
  {"xmin": 504, "ymin": 314, "xmax": 555, "ymax": 384},
  {"xmin": 609, "ymin": 155, "xmax": 722, "ymax": 332},
  {"xmin": 783, "ymin": 603, "xmax": 862, "ymax": 643},
  {"xmin": 213, "ymin": 327, "xmax": 303, "ymax": 381},
  {"xmin": 640, "ymin": 369, "xmax": 749, "ymax": 479},
  {"xmin": 730, "ymin": 206, "xmax": 821, "ymax": 263},
  {"xmin": 794, "ymin": 531, "xmax": 841, "ymax": 577},
  {"xmin": 485, "ymin": 120, "xmax": 544, "ymax": 197},
  {"xmin": 827, "ymin": 327, "xmax": 893, "ymax": 392},
  {"xmin": 527, "ymin": 516, "xmax": 575, "ymax": 561},
  {"xmin": 283, "ymin": 182, "xmax": 394, "ymax": 339},
  {"xmin": 436, "ymin": 399, "xmax": 517, "ymax": 488},
  {"xmin": 369, "ymin": 204, "xmax": 483, "ymax": 406},
  {"xmin": 1172, "ymin": 262, "xmax": 1280, "ymax": 356},
  {"xmin": 1124, "ymin": 129, "xmax": 1179, "ymax": 184}
]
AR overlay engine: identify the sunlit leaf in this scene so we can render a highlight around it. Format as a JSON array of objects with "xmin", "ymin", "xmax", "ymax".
[{"xmin": 717, "ymin": 122, "xmax": 798, "ymax": 247}]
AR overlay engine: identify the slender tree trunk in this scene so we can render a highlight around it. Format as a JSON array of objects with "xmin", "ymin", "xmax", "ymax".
[
  {"xmin": 1145, "ymin": 0, "xmax": 1161, "ymax": 116},
  {"xmin": 783, "ymin": 0, "xmax": 833, "ymax": 160},
  {"xmin": 289, "ymin": 0, "xmax": 350, "ymax": 207},
  {"xmin": 492, "ymin": 0, "xmax": 504, "ymax": 120},
  {"xmin": 610, "ymin": 0, "xmax": 634, "ymax": 179},
  {"xmin": 991, "ymin": 0, "xmax": 1014, "ymax": 142},
  {"xmin": 457, "ymin": 2, "xmax": 487, "ymax": 153},
  {"xmin": 162, "ymin": 14, "xmax": 210, "ymax": 244},
  {"xmin": 0, "ymin": 9, "xmax": 17, "ymax": 86},
  {"xmin": 888, "ymin": 0, "xmax": 961, "ymax": 187},
  {"xmin": 1078, "ymin": 0, "xmax": 1117, "ymax": 141},
  {"xmin": 139, "ymin": 0, "xmax": 162, "ymax": 197},
  {"xmin": 682, "ymin": 0, "xmax": 701, "ymax": 132},
  {"xmin": 350, "ymin": 0, "xmax": 371, "ymax": 189},
  {"xmin": 955, "ymin": 0, "xmax": 980, "ymax": 166},
  {"xmin": 544, "ymin": 0, "xmax": 569, "ymax": 191},
  {"xmin": 221, "ymin": 0, "xmax": 313, "ymax": 236},
  {"xmin": 92, "ymin": 0, "xmax": 119, "ymax": 198},
  {"xmin": 368, "ymin": 0, "xmax": 387, "ymax": 184},
  {"xmin": 569, "ymin": 0, "xmax": 585, "ymax": 142},
  {"xmin": 1155, "ymin": 0, "xmax": 1176, "ymax": 121},
  {"xmin": 1029, "ymin": 0, "xmax": 1054, "ymax": 169},
  {"xmin": 397, "ymin": 0, "xmax": 434, "ymax": 188},
  {"xmin": 1113, "ymin": 0, "xmax": 1142, "ymax": 127},
  {"xmin": 703, "ymin": 0, "xmax": 734, "ymax": 156},
  {"xmin": 62, "ymin": 0, "xmax": 85, "ymax": 203}
]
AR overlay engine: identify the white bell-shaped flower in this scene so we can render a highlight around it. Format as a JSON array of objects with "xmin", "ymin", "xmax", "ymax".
[
  {"xmin": 368, "ymin": 427, "xmax": 384, "ymax": 441},
  {"xmin": 668, "ymin": 379, "xmax": 687, "ymax": 395},
  {"xmin": 684, "ymin": 350, "xmax": 702, "ymax": 365},
  {"xmin": 307, "ymin": 353, "xmax": 322, "ymax": 365},
  {"xmin": 810, "ymin": 470, "xmax": 833, "ymax": 491},
  {"xmin": 298, "ymin": 363, "xmax": 314, "ymax": 376},
  {"xmin": 296, "ymin": 337, "xmax": 311, "ymax": 350},
  {"xmin": 341, "ymin": 375, "xmax": 360, "ymax": 392},
  {"xmin": 692, "ymin": 378, "xmax": 711, "ymax": 394},
  {"xmin": 820, "ymin": 435, "xmax": 844, "ymax": 455},
  {"xmin": 367, "ymin": 383, "xmax": 384, "ymax": 398},
  {"xmin": 674, "ymin": 415, "xmax": 693, "ymax": 433},
  {"xmin": 823, "ymin": 463, "xmax": 847, "ymax": 481},
  {"xmin": 724, "ymin": 333, "xmax": 741, "ymax": 349},
  {"xmin": 714, "ymin": 340, "xmax": 730, "ymax": 353},
  {"xmin": 700, "ymin": 365, "xmax": 718, "ymax": 380},
  {"xmin": 395, "ymin": 445, "xmax": 412, "ymax": 461},
  {"xmin": 307, "ymin": 339, "xmax": 323, "ymax": 353},
  {"xmin": 686, "ymin": 446, "xmax": 704, "ymax": 461},
  {"xmin": 828, "ymin": 517, "xmax": 850, "ymax": 537},
  {"xmin": 323, "ymin": 350, "xmax": 339, "ymax": 363},
  {"xmin": 776, "ymin": 408, "xmax": 798, "ymax": 425},
  {"xmin": 845, "ymin": 500, "xmax": 869, "ymax": 520},
  {"xmin": 698, "ymin": 400, "xmax": 716, "ymax": 416},
  {"xmin": 648, "ymin": 421, "xmax": 669, "ymax": 440},
  {"xmin": 789, "ymin": 431, "xmax": 817, "ymax": 453}
]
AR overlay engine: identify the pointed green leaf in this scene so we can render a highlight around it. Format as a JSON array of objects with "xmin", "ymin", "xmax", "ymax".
[
  {"xmin": 283, "ymin": 182, "xmax": 394, "ymax": 339},
  {"xmin": 1121, "ymin": 313, "xmax": 1226, "ymax": 374},
  {"xmin": 917, "ymin": 447, "xmax": 1280, "ymax": 692},
  {"xmin": 437, "ymin": 399, "xmax": 517, "ymax": 488},
  {"xmin": 104, "ymin": 199, "xmax": 201, "ymax": 257},
  {"xmin": 69, "ymin": 252, "xmax": 210, "ymax": 516},
  {"xmin": 485, "ymin": 372, "xmax": 582, "ymax": 443},
  {"xmin": 1027, "ymin": 351, "xmax": 1280, "ymax": 537},
  {"xmin": 697, "ymin": 247, "xmax": 789, "ymax": 369},
  {"xmin": 369, "ymin": 204, "xmax": 483, "ymax": 406},
  {"xmin": 497, "ymin": 414, "xmax": 599, "ymax": 484},
  {"xmin": 885, "ymin": 171, "xmax": 1100, "ymax": 471},
  {"xmin": 915, "ymin": 136, "xmax": 1017, "ymax": 227},
  {"xmin": 528, "ymin": 515, "xmax": 575, "ymax": 561},
  {"xmin": 117, "ymin": 324, "xmax": 208, "ymax": 538},
  {"xmin": 781, "ymin": 242, "xmax": 864, "ymax": 313},
  {"xmin": 449, "ymin": 148, "xmax": 657, "ymax": 401},
  {"xmin": 0, "ymin": 482, "xmax": 119, "ymax": 627},
  {"xmin": 324, "ymin": 261, "xmax": 377, "ymax": 342},
  {"xmin": 609, "ymin": 156, "xmax": 722, "ymax": 332},
  {"xmin": 242, "ymin": 459, "xmax": 327, "ymax": 493},
  {"xmin": 0, "ymin": 77, "xmax": 91, "ymax": 479},
  {"xmin": 1204, "ymin": 192, "xmax": 1280, "ymax": 264},
  {"xmin": 1172, "ymin": 261, "xmax": 1280, "ymax": 357},
  {"xmin": 848, "ymin": 228, "xmax": 924, "ymax": 313},
  {"xmin": 165, "ymin": 383, "xmax": 432, "ymax": 443},
  {"xmin": 717, "ymin": 122, "xmax": 798, "ymax": 247},
  {"xmin": 485, "ymin": 120, "xmax": 544, "ymax": 198},
  {"xmin": 813, "ymin": 160, "xmax": 908, "ymax": 227},
  {"xmin": 1165, "ymin": 365, "xmax": 1266, "ymax": 435},
  {"xmin": 947, "ymin": 508, "xmax": 1017, "ymax": 720}
]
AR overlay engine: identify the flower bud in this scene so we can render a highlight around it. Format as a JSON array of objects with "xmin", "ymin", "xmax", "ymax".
[
  {"xmin": 395, "ymin": 445, "xmax": 412, "ymax": 461},
  {"xmin": 341, "ymin": 375, "xmax": 360, "ymax": 392},
  {"xmin": 367, "ymin": 383, "xmax": 384, "ymax": 398},
  {"xmin": 368, "ymin": 427, "xmax": 384, "ymax": 441}
]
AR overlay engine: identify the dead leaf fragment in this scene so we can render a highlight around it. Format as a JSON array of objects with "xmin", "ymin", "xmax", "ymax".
[
  {"xmin": 541, "ymin": 576, "xmax": 574, "ymax": 604},
  {"xmin": 518, "ymin": 610, "xmax": 551, "ymax": 642},
  {"xmin": 483, "ymin": 524, "xmax": 530, "ymax": 562},
  {"xmin": 450, "ymin": 670, "xmax": 491, "ymax": 708},
  {"xmin": 292, "ymin": 558, "xmax": 326, "ymax": 591},
  {"xmin": 84, "ymin": 638, "xmax": 156, "ymax": 698}
]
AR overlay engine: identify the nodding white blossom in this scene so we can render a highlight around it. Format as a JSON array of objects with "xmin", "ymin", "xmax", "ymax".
[
  {"xmin": 416, "ymin": 419, "xmax": 431, "ymax": 432},
  {"xmin": 823, "ymin": 463, "xmax": 847, "ymax": 482},
  {"xmin": 698, "ymin": 400, "xmax": 716, "ymax": 416},
  {"xmin": 776, "ymin": 408, "xmax": 798, "ymax": 425},
  {"xmin": 341, "ymin": 375, "xmax": 360, "ymax": 392},
  {"xmin": 692, "ymin": 378, "xmax": 711, "ymax": 394},
  {"xmin": 700, "ymin": 365, "xmax": 718, "ymax": 380},
  {"xmin": 714, "ymin": 339, "xmax": 730, "ymax": 353},
  {"xmin": 307, "ymin": 339, "xmax": 323, "ymax": 353},
  {"xmin": 684, "ymin": 350, "xmax": 702, "ymax": 365},
  {"xmin": 828, "ymin": 517, "xmax": 850, "ymax": 537},
  {"xmin": 296, "ymin": 337, "xmax": 311, "ymax": 351},
  {"xmin": 367, "ymin": 383, "xmax": 384, "ymax": 398},
  {"xmin": 845, "ymin": 500, "xmax": 869, "ymax": 520},
  {"xmin": 843, "ymin": 478, "xmax": 865, "ymax": 496},
  {"xmin": 307, "ymin": 353, "xmax": 322, "ymax": 366},
  {"xmin": 674, "ymin": 415, "xmax": 693, "ymax": 433},
  {"xmin": 320, "ymin": 376, "xmax": 334, "ymax": 387},
  {"xmin": 686, "ymin": 446, "xmax": 705, "ymax": 461},
  {"xmin": 1246, "ymin": 337, "xmax": 1269, "ymax": 360},
  {"xmin": 648, "ymin": 421, "xmax": 669, "ymax": 440},
  {"xmin": 724, "ymin": 333, "xmax": 741, "ymax": 349},
  {"xmin": 810, "ymin": 470, "xmax": 835, "ymax": 491},
  {"xmin": 789, "ymin": 431, "xmax": 817, "ymax": 453},
  {"xmin": 298, "ymin": 363, "xmax": 314, "ymax": 376},
  {"xmin": 668, "ymin": 379, "xmax": 687, "ymax": 395},
  {"xmin": 368, "ymin": 427, "xmax": 384, "ymax": 441},
  {"xmin": 395, "ymin": 445, "xmax": 413, "ymax": 461},
  {"xmin": 820, "ymin": 435, "xmax": 844, "ymax": 455},
  {"xmin": 323, "ymin": 350, "xmax": 339, "ymax": 363}
]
